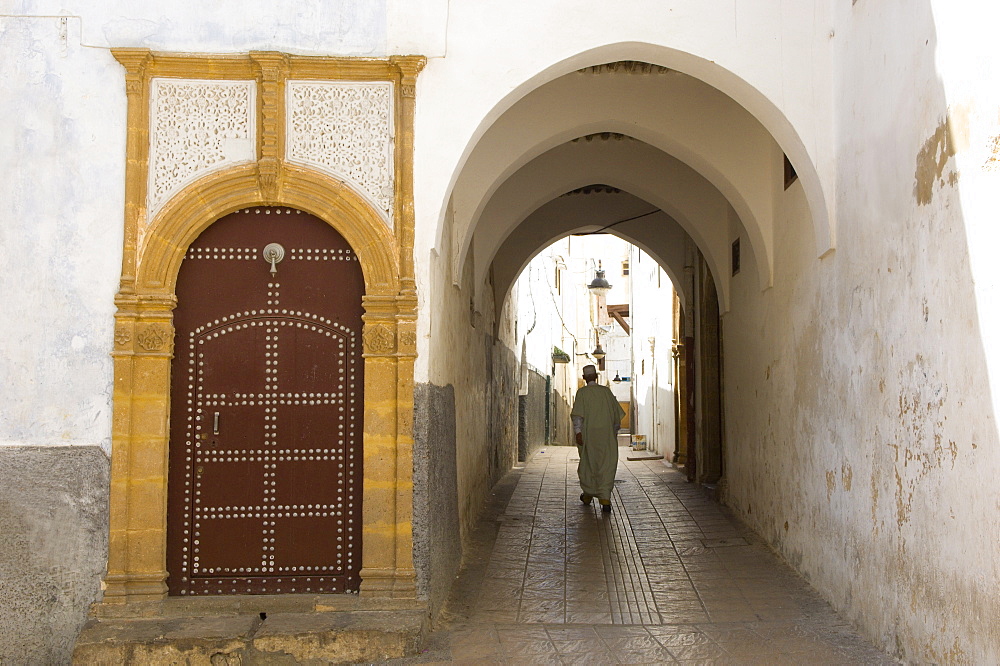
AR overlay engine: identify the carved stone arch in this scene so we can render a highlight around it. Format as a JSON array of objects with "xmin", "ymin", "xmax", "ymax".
[{"xmin": 138, "ymin": 164, "xmax": 401, "ymax": 297}]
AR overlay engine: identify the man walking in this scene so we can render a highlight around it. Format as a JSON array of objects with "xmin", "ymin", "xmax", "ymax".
[{"xmin": 572, "ymin": 364, "xmax": 626, "ymax": 513}]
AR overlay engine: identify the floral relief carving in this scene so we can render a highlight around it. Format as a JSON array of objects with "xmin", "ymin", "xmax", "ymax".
[
  {"xmin": 399, "ymin": 330, "xmax": 417, "ymax": 349},
  {"xmin": 136, "ymin": 324, "xmax": 170, "ymax": 352},
  {"xmin": 125, "ymin": 78, "xmax": 143, "ymax": 96},
  {"xmin": 114, "ymin": 327, "xmax": 132, "ymax": 348},
  {"xmin": 147, "ymin": 78, "xmax": 256, "ymax": 222},
  {"xmin": 286, "ymin": 81, "xmax": 394, "ymax": 228},
  {"xmin": 363, "ymin": 323, "xmax": 396, "ymax": 354}
]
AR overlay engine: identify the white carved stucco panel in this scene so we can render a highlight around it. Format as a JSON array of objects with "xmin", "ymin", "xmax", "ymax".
[
  {"xmin": 146, "ymin": 78, "xmax": 256, "ymax": 240},
  {"xmin": 286, "ymin": 81, "xmax": 395, "ymax": 228}
]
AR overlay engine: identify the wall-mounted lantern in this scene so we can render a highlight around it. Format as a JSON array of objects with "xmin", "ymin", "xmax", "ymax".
[{"xmin": 591, "ymin": 330, "xmax": 606, "ymax": 360}]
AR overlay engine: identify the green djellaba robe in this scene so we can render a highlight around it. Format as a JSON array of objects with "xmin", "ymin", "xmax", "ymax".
[{"xmin": 571, "ymin": 383, "xmax": 626, "ymax": 501}]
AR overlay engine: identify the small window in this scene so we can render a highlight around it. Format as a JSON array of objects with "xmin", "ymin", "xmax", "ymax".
[
  {"xmin": 555, "ymin": 267, "xmax": 561, "ymax": 294},
  {"xmin": 622, "ymin": 260, "xmax": 630, "ymax": 276},
  {"xmin": 732, "ymin": 238, "xmax": 741, "ymax": 276}
]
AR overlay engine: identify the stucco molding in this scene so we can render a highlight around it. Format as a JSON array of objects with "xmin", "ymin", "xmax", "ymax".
[
  {"xmin": 146, "ymin": 78, "xmax": 257, "ymax": 223},
  {"xmin": 286, "ymin": 80, "xmax": 395, "ymax": 228},
  {"xmin": 105, "ymin": 50, "xmax": 424, "ymax": 606}
]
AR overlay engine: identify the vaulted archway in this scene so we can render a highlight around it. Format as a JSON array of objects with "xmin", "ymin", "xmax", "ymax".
[
  {"xmin": 439, "ymin": 50, "xmax": 823, "ymax": 497},
  {"xmin": 441, "ymin": 45, "xmax": 834, "ymax": 303}
]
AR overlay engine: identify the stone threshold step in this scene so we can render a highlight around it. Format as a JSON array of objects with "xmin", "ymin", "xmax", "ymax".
[
  {"xmin": 626, "ymin": 453, "xmax": 664, "ymax": 461},
  {"xmin": 74, "ymin": 599, "xmax": 429, "ymax": 665}
]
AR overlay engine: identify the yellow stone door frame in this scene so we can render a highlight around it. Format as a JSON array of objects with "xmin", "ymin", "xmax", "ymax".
[{"xmin": 105, "ymin": 50, "xmax": 424, "ymax": 604}]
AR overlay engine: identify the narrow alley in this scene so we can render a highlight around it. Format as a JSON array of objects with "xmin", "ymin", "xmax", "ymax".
[{"xmin": 392, "ymin": 446, "xmax": 894, "ymax": 665}]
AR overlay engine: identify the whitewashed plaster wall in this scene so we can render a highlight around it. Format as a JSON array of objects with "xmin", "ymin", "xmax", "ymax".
[
  {"xmin": 3, "ymin": 1, "xmax": 448, "ymax": 56},
  {"xmin": 511, "ymin": 240, "xmax": 575, "ymax": 371},
  {"xmin": 720, "ymin": 2, "xmax": 1000, "ymax": 661},
  {"xmin": 514, "ymin": 258, "xmax": 557, "ymax": 378},
  {"xmin": 0, "ymin": 17, "xmax": 124, "ymax": 452},
  {"xmin": 629, "ymin": 251, "xmax": 676, "ymax": 456},
  {"xmin": 423, "ymin": 222, "xmax": 520, "ymax": 542},
  {"xmin": 511, "ymin": 246, "xmax": 581, "ymax": 445}
]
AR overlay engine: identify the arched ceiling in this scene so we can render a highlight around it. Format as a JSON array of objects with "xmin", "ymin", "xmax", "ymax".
[
  {"xmin": 450, "ymin": 64, "xmax": 791, "ymax": 311},
  {"xmin": 472, "ymin": 133, "xmax": 752, "ymax": 312},
  {"xmin": 432, "ymin": 43, "xmax": 834, "ymax": 276},
  {"xmin": 490, "ymin": 188, "xmax": 699, "ymax": 317}
]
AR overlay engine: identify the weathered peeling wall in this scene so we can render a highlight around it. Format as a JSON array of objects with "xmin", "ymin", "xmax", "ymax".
[
  {"xmin": 421, "ymin": 213, "xmax": 520, "ymax": 549},
  {"xmin": 412, "ymin": 383, "xmax": 460, "ymax": 617},
  {"xmin": 722, "ymin": 3, "xmax": 1000, "ymax": 662},
  {"xmin": 551, "ymin": 387, "xmax": 574, "ymax": 448},
  {"xmin": 486, "ymin": 338, "xmax": 521, "ymax": 489},
  {"xmin": 518, "ymin": 367, "xmax": 549, "ymax": 461},
  {"xmin": 0, "ymin": 23, "xmax": 118, "ymax": 634},
  {"xmin": 0, "ymin": 446, "xmax": 109, "ymax": 664}
]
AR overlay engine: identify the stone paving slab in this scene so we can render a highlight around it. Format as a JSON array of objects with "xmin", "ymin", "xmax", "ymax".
[{"xmin": 379, "ymin": 446, "xmax": 896, "ymax": 665}]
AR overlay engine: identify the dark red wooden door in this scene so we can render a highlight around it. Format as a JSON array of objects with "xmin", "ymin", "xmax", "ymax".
[{"xmin": 167, "ymin": 207, "xmax": 364, "ymax": 596}]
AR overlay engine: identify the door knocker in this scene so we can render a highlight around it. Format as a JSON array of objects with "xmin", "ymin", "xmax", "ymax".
[{"xmin": 262, "ymin": 243, "xmax": 285, "ymax": 276}]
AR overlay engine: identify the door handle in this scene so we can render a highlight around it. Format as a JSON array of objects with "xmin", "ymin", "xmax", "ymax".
[{"xmin": 213, "ymin": 412, "xmax": 220, "ymax": 435}]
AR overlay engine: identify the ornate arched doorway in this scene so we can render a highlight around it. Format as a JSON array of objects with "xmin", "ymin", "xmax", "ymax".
[
  {"xmin": 167, "ymin": 207, "xmax": 365, "ymax": 596},
  {"xmin": 103, "ymin": 50, "xmax": 424, "ymax": 605}
]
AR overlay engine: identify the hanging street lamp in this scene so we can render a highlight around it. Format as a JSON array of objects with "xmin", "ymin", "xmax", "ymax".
[{"xmin": 588, "ymin": 261, "xmax": 612, "ymax": 295}]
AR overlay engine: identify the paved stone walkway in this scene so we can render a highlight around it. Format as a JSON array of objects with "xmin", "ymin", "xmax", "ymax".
[{"xmin": 384, "ymin": 446, "xmax": 895, "ymax": 665}]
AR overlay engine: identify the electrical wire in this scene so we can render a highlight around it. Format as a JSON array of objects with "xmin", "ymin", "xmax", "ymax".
[
  {"xmin": 543, "ymin": 255, "xmax": 581, "ymax": 352},
  {"xmin": 584, "ymin": 209, "xmax": 660, "ymax": 235},
  {"xmin": 525, "ymin": 264, "xmax": 538, "ymax": 337}
]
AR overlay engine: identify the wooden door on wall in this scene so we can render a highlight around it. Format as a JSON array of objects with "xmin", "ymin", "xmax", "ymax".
[{"xmin": 167, "ymin": 207, "xmax": 364, "ymax": 596}]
